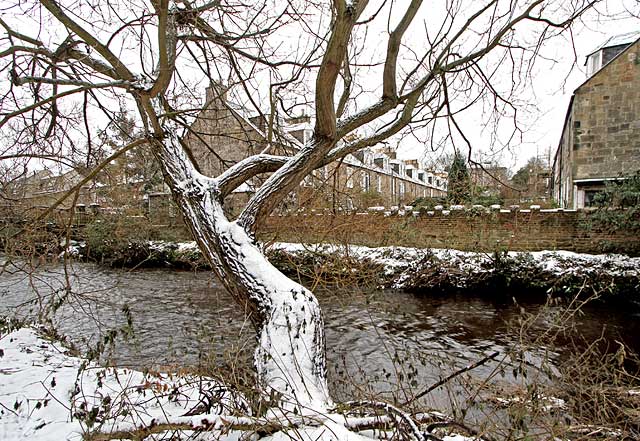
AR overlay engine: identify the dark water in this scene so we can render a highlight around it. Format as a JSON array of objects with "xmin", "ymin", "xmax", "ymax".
[{"xmin": 2, "ymin": 258, "xmax": 639, "ymax": 408}]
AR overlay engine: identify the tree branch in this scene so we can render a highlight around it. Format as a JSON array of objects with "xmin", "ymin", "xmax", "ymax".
[
  {"xmin": 217, "ymin": 154, "xmax": 289, "ymax": 197},
  {"xmin": 39, "ymin": 0, "xmax": 136, "ymax": 82},
  {"xmin": 0, "ymin": 82, "xmax": 130, "ymax": 129},
  {"xmin": 382, "ymin": 0, "xmax": 423, "ymax": 99},
  {"xmin": 148, "ymin": 1, "xmax": 178, "ymax": 97},
  {"xmin": 314, "ymin": 1, "xmax": 368, "ymax": 139}
]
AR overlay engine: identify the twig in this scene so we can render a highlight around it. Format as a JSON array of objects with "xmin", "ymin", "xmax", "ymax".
[
  {"xmin": 403, "ymin": 351, "xmax": 500, "ymax": 406},
  {"xmin": 339, "ymin": 400, "xmax": 434, "ymax": 441}
]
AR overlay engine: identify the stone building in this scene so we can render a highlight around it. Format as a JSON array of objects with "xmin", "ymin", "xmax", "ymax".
[
  {"xmin": 469, "ymin": 164, "xmax": 510, "ymax": 198},
  {"xmin": 185, "ymin": 85, "xmax": 447, "ymax": 213},
  {"xmin": 4, "ymin": 158, "xmax": 162, "ymax": 218},
  {"xmin": 4, "ymin": 169, "xmax": 104, "ymax": 210},
  {"xmin": 552, "ymin": 31, "xmax": 640, "ymax": 208}
]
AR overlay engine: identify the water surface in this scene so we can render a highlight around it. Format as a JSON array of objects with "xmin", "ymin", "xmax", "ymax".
[{"xmin": 2, "ymin": 257, "xmax": 638, "ymax": 408}]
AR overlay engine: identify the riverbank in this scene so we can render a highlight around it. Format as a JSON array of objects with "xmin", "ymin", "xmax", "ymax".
[
  {"xmin": 63, "ymin": 239, "xmax": 640, "ymax": 304},
  {"xmin": 0, "ymin": 325, "xmax": 475, "ymax": 441},
  {"xmin": 3, "ymin": 247, "xmax": 640, "ymax": 439}
]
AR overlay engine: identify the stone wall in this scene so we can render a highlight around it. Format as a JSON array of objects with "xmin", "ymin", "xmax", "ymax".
[
  {"xmin": 259, "ymin": 207, "xmax": 640, "ymax": 255},
  {"xmin": 572, "ymin": 39, "xmax": 640, "ymax": 181},
  {"xmin": 554, "ymin": 38, "xmax": 640, "ymax": 208}
]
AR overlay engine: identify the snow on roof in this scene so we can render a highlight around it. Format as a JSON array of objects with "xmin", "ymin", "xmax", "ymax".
[
  {"xmin": 586, "ymin": 30, "xmax": 640, "ymax": 57},
  {"xmin": 284, "ymin": 122, "xmax": 311, "ymax": 132}
]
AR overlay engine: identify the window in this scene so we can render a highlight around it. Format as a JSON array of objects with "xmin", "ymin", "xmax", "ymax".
[
  {"xmin": 377, "ymin": 175, "xmax": 382, "ymax": 193},
  {"xmin": 584, "ymin": 190, "xmax": 599, "ymax": 207},
  {"xmin": 361, "ymin": 172, "xmax": 370, "ymax": 192},
  {"xmin": 399, "ymin": 181, "xmax": 405, "ymax": 196},
  {"xmin": 346, "ymin": 198, "xmax": 354, "ymax": 211},
  {"xmin": 587, "ymin": 51, "xmax": 602, "ymax": 76},
  {"xmin": 346, "ymin": 166, "xmax": 354, "ymax": 188}
]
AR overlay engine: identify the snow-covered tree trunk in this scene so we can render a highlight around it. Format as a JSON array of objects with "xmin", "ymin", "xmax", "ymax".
[{"xmin": 152, "ymin": 130, "xmax": 330, "ymax": 412}]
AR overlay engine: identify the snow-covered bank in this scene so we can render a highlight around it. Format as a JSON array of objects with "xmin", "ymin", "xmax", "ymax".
[
  {"xmin": 270, "ymin": 242, "xmax": 640, "ymax": 280},
  {"xmin": 267, "ymin": 243, "xmax": 640, "ymax": 302},
  {"xmin": 0, "ymin": 327, "xmax": 473, "ymax": 441},
  {"xmin": 0, "ymin": 327, "xmax": 249, "ymax": 441},
  {"xmin": 58, "ymin": 240, "xmax": 640, "ymax": 302}
]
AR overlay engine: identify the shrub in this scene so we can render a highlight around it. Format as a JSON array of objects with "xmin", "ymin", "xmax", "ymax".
[
  {"xmin": 587, "ymin": 171, "xmax": 640, "ymax": 234},
  {"xmin": 411, "ymin": 196, "xmax": 448, "ymax": 210}
]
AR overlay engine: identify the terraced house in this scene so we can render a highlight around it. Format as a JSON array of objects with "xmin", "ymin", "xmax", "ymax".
[
  {"xmin": 185, "ymin": 85, "xmax": 447, "ymax": 214},
  {"xmin": 553, "ymin": 31, "xmax": 640, "ymax": 208}
]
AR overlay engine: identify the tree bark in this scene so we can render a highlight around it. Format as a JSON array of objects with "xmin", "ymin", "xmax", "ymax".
[{"xmin": 152, "ymin": 129, "xmax": 331, "ymax": 412}]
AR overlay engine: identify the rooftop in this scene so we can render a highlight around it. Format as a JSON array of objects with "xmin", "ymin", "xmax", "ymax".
[{"xmin": 586, "ymin": 30, "xmax": 640, "ymax": 57}]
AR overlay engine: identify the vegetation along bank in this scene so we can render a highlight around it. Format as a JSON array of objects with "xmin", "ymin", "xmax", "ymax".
[{"xmin": 54, "ymin": 239, "xmax": 640, "ymax": 306}]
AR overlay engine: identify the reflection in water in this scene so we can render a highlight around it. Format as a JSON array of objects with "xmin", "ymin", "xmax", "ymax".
[{"xmin": 2, "ymin": 258, "xmax": 639, "ymax": 408}]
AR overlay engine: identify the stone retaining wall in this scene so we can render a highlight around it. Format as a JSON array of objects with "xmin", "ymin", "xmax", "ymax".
[{"xmin": 259, "ymin": 206, "xmax": 639, "ymax": 255}]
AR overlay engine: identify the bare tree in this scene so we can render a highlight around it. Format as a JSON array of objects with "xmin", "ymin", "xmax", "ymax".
[{"xmin": 0, "ymin": 0, "xmax": 617, "ymax": 431}]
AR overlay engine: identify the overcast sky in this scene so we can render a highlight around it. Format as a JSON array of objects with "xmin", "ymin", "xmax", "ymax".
[
  {"xmin": 1, "ymin": 0, "xmax": 638, "ymax": 177},
  {"xmin": 400, "ymin": 1, "xmax": 640, "ymax": 172}
]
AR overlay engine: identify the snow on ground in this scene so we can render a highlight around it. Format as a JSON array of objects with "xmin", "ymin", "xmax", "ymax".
[
  {"xmin": 268, "ymin": 242, "xmax": 640, "ymax": 288},
  {"xmin": 0, "ymin": 327, "xmax": 475, "ymax": 441},
  {"xmin": 270, "ymin": 242, "xmax": 640, "ymax": 273},
  {"xmin": 62, "ymin": 238, "xmax": 640, "ymax": 286},
  {"xmin": 0, "ymin": 327, "xmax": 246, "ymax": 441}
]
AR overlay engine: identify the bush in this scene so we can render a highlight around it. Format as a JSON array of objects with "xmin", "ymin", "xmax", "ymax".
[
  {"xmin": 584, "ymin": 171, "xmax": 640, "ymax": 239},
  {"xmin": 83, "ymin": 215, "xmax": 189, "ymax": 264},
  {"xmin": 586, "ymin": 171, "xmax": 640, "ymax": 234},
  {"xmin": 470, "ymin": 193, "xmax": 504, "ymax": 207},
  {"xmin": 410, "ymin": 196, "xmax": 448, "ymax": 210}
]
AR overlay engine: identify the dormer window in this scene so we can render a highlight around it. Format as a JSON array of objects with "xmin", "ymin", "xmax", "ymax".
[
  {"xmin": 584, "ymin": 31, "xmax": 640, "ymax": 78},
  {"xmin": 586, "ymin": 51, "xmax": 602, "ymax": 77}
]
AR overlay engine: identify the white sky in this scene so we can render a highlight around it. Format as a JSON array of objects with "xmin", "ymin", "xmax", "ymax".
[
  {"xmin": 396, "ymin": 1, "xmax": 640, "ymax": 172},
  {"xmin": 1, "ymin": 0, "xmax": 639, "ymax": 176}
]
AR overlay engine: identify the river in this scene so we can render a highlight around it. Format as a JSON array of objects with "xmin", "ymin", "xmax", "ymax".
[{"xmin": 2, "ymin": 257, "xmax": 639, "ymax": 411}]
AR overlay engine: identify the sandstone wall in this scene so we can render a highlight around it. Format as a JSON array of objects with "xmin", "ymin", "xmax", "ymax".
[
  {"xmin": 572, "ymin": 40, "xmax": 640, "ymax": 180},
  {"xmin": 260, "ymin": 208, "xmax": 639, "ymax": 255}
]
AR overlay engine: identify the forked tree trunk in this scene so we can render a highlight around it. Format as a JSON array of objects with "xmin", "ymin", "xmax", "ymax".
[{"xmin": 152, "ymin": 132, "xmax": 331, "ymax": 412}]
